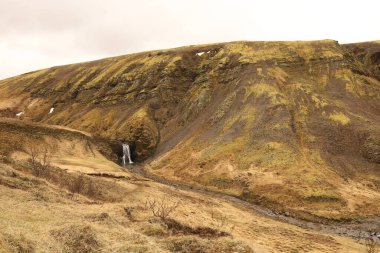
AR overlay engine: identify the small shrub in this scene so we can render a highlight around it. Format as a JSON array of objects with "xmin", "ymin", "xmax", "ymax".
[
  {"xmin": 139, "ymin": 222, "xmax": 168, "ymax": 237},
  {"xmin": 164, "ymin": 218, "xmax": 230, "ymax": 238},
  {"xmin": 117, "ymin": 245, "xmax": 150, "ymax": 253},
  {"xmin": 165, "ymin": 236, "xmax": 209, "ymax": 253},
  {"xmin": 68, "ymin": 175, "xmax": 86, "ymax": 199},
  {"xmin": 85, "ymin": 178, "xmax": 100, "ymax": 198},
  {"xmin": 2, "ymin": 233, "xmax": 35, "ymax": 253},
  {"xmin": 123, "ymin": 207, "xmax": 135, "ymax": 221},
  {"xmin": 164, "ymin": 236, "xmax": 254, "ymax": 253},
  {"xmin": 51, "ymin": 225, "xmax": 100, "ymax": 253},
  {"xmin": 26, "ymin": 143, "xmax": 51, "ymax": 177},
  {"xmin": 356, "ymin": 230, "xmax": 379, "ymax": 253},
  {"xmin": 145, "ymin": 197, "xmax": 180, "ymax": 220},
  {"xmin": 365, "ymin": 237, "xmax": 379, "ymax": 253}
]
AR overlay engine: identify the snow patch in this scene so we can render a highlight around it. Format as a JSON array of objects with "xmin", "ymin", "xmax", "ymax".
[
  {"xmin": 49, "ymin": 107, "xmax": 54, "ymax": 114},
  {"xmin": 16, "ymin": 112, "xmax": 24, "ymax": 117},
  {"xmin": 196, "ymin": 52, "xmax": 205, "ymax": 56}
]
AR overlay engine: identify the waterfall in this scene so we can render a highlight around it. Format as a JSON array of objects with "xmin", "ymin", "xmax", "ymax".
[{"xmin": 122, "ymin": 143, "xmax": 133, "ymax": 165}]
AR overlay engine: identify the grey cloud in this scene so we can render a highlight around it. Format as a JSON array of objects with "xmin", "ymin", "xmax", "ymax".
[{"xmin": 0, "ymin": 0, "xmax": 379, "ymax": 79}]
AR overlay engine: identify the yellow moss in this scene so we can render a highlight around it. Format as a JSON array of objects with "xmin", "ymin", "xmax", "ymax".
[
  {"xmin": 66, "ymin": 66, "xmax": 99, "ymax": 91},
  {"xmin": 345, "ymin": 82, "xmax": 355, "ymax": 94},
  {"xmin": 311, "ymin": 95, "xmax": 328, "ymax": 108},
  {"xmin": 222, "ymin": 40, "xmax": 342, "ymax": 64},
  {"xmin": 83, "ymin": 58, "xmax": 126, "ymax": 89},
  {"xmin": 221, "ymin": 114, "xmax": 241, "ymax": 133},
  {"xmin": 295, "ymin": 44, "xmax": 316, "ymax": 62},
  {"xmin": 334, "ymin": 69, "xmax": 358, "ymax": 95},
  {"xmin": 335, "ymin": 69, "xmax": 351, "ymax": 80},
  {"xmin": 166, "ymin": 56, "xmax": 182, "ymax": 68},
  {"xmin": 292, "ymin": 41, "xmax": 342, "ymax": 61},
  {"xmin": 141, "ymin": 54, "xmax": 169, "ymax": 69},
  {"xmin": 210, "ymin": 92, "xmax": 236, "ymax": 125},
  {"xmin": 225, "ymin": 42, "xmax": 253, "ymax": 55},
  {"xmin": 246, "ymin": 81, "xmax": 288, "ymax": 105},
  {"xmin": 241, "ymin": 141, "xmax": 298, "ymax": 170},
  {"xmin": 220, "ymin": 105, "xmax": 255, "ymax": 134},
  {"xmin": 291, "ymin": 82, "xmax": 312, "ymax": 94},
  {"xmin": 268, "ymin": 67, "xmax": 288, "ymax": 84},
  {"xmin": 329, "ymin": 112, "xmax": 350, "ymax": 125},
  {"xmin": 131, "ymin": 108, "xmax": 148, "ymax": 120}
]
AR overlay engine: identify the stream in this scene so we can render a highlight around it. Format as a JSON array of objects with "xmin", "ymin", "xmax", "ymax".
[{"xmin": 125, "ymin": 164, "xmax": 380, "ymax": 242}]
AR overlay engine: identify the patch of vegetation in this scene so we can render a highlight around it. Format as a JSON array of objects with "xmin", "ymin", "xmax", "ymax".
[
  {"xmin": 209, "ymin": 92, "xmax": 236, "ymax": 125},
  {"xmin": 164, "ymin": 218, "xmax": 230, "ymax": 238},
  {"xmin": 145, "ymin": 197, "xmax": 180, "ymax": 220},
  {"xmin": 50, "ymin": 225, "xmax": 100, "ymax": 253},
  {"xmin": 207, "ymin": 177, "xmax": 235, "ymax": 190},
  {"xmin": 115, "ymin": 245, "xmax": 150, "ymax": 253},
  {"xmin": 246, "ymin": 81, "xmax": 288, "ymax": 106},
  {"xmin": 0, "ymin": 233, "xmax": 35, "ymax": 253},
  {"xmin": 164, "ymin": 236, "xmax": 254, "ymax": 253},
  {"xmin": 328, "ymin": 112, "xmax": 350, "ymax": 125}
]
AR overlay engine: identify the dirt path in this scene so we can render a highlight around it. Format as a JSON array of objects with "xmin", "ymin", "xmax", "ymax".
[{"xmin": 124, "ymin": 164, "xmax": 380, "ymax": 242}]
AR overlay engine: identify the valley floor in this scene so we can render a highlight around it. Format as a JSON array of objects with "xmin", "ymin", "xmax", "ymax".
[{"xmin": 0, "ymin": 158, "xmax": 372, "ymax": 253}]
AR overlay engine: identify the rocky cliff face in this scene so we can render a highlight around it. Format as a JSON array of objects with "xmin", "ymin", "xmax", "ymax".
[{"xmin": 1, "ymin": 40, "xmax": 380, "ymax": 220}]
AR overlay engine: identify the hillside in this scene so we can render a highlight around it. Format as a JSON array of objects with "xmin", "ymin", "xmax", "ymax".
[
  {"xmin": 2, "ymin": 119, "xmax": 373, "ymax": 252},
  {"xmin": 0, "ymin": 40, "xmax": 380, "ymax": 224}
]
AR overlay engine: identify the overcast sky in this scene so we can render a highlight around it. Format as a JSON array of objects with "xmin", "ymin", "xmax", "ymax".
[{"xmin": 1, "ymin": 0, "xmax": 379, "ymax": 80}]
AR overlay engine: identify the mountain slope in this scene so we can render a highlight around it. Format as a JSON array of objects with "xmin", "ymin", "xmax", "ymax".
[{"xmin": 0, "ymin": 40, "xmax": 380, "ymax": 221}]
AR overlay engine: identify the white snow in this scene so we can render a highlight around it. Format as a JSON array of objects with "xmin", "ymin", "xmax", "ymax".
[
  {"xmin": 196, "ymin": 52, "xmax": 205, "ymax": 56},
  {"xmin": 49, "ymin": 107, "xmax": 54, "ymax": 114},
  {"xmin": 16, "ymin": 112, "xmax": 24, "ymax": 117},
  {"xmin": 206, "ymin": 51, "xmax": 211, "ymax": 54}
]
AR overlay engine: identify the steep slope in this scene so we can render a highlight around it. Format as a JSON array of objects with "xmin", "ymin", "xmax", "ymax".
[
  {"xmin": 0, "ymin": 118, "xmax": 124, "ymax": 176},
  {"xmin": 0, "ymin": 40, "xmax": 380, "ymax": 221}
]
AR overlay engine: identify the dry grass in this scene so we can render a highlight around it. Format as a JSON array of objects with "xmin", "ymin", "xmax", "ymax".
[
  {"xmin": 164, "ymin": 236, "xmax": 254, "ymax": 253},
  {"xmin": 0, "ymin": 158, "xmax": 368, "ymax": 253},
  {"xmin": 50, "ymin": 225, "xmax": 100, "ymax": 253}
]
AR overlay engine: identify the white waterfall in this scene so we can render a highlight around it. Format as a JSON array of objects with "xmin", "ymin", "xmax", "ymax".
[{"xmin": 122, "ymin": 143, "xmax": 133, "ymax": 165}]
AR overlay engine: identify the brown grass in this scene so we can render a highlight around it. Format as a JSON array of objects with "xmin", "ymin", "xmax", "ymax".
[{"xmin": 0, "ymin": 159, "xmax": 368, "ymax": 252}]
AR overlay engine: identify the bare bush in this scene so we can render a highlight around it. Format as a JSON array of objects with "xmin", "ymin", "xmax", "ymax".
[
  {"xmin": 67, "ymin": 175, "xmax": 101, "ymax": 200},
  {"xmin": 357, "ymin": 230, "xmax": 379, "ymax": 253},
  {"xmin": 123, "ymin": 207, "xmax": 134, "ymax": 221},
  {"xmin": 26, "ymin": 143, "xmax": 51, "ymax": 177},
  {"xmin": 28, "ymin": 143, "xmax": 40, "ymax": 174},
  {"xmin": 41, "ymin": 146, "xmax": 51, "ymax": 170},
  {"xmin": 365, "ymin": 237, "xmax": 379, "ymax": 253},
  {"xmin": 51, "ymin": 225, "xmax": 100, "ymax": 253},
  {"xmin": 85, "ymin": 178, "xmax": 100, "ymax": 198},
  {"xmin": 210, "ymin": 211, "xmax": 227, "ymax": 228},
  {"xmin": 69, "ymin": 175, "xmax": 86, "ymax": 199},
  {"xmin": 145, "ymin": 197, "xmax": 180, "ymax": 220}
]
